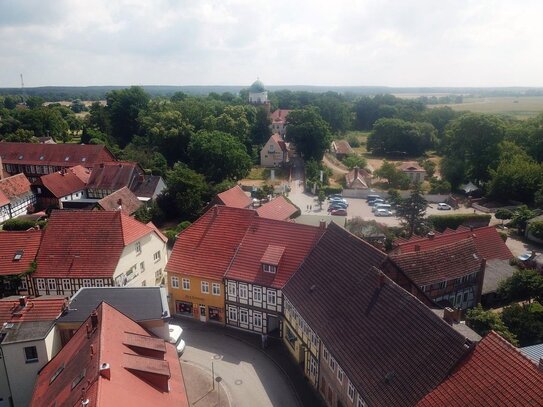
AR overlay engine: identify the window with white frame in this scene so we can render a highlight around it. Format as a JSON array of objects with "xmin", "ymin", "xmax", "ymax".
[
  {"xmin": 182, "ymin": 278, "xmax": 190, "ymax": 290},
  {"xmin": 228, "ymin": 282, "xmax": 236, "ymax": 296},
  {"xmin": 155, "ymin": 268, "xmax": 162, "ymax": 279},
  {"xmin": 329, "ymin": 357, "xmax": 336, "ymax": 372},
  {"xmin": 253, "ymin": 311, "xmax": 262, "ymax": 327},
  {"xmin": 201, "ymin": 281, "xmax": 209, "ymax": 294},
  {"xmin": 62, "ymin": 279, "xmax": 71, "ymax": 291},
  {"xmin": 253, "ymin": 286, "xmax": 262, "ymax": 302},
  {"xmin": 347, "ymin": 380, "xmax": 355, "ymax": 401},
  {"xmin": 37, "ymin": 278, "xmax": 46, "ymax": 291},
  {"xmin": 140, "ymin": 261, "xmax": 145, "ymax": 272},
  {"xmin": 153, "ymin": 251, "xmax": 161, "ymax": 262},
  {"xmin": 323, "ymin": 347, "xmax": 329, "ymax": 361},
  {"xmin": 95, "ymin": 279, "xmax": 104, "ymax": 287},
  {"xmin": 357, "ymin": 395, "xmax": 367, "ymax": 407},
  {"xmin": 135, "ymin": 241, "xmax": 141, "ymax": 255},
  {"xmin": 228, "ymin": 306, "xmax": 237, "ymax": 322},
  {"xmin": 83, "ymin": 279, "xmax": 92, "ymax": 287},
  {"xmin": 171, "ymin": 276, "xmax": 179, "ymax": 289},
  {"xmin": 310, "ymin": 357, "xmax": 318, "ymax": 376},
  {"xmin": 212, "ymin": 283, "xmax": 220, "ymax": 296},
  {"xmin": 311, "ymin": 332, "xmax": 318, "ymax": 347},
  {"xmin": 47, "ymin": 279, "xmax": 56, "ymax": 291},
  {"xmin": 438, "ymin": 281, "xmax": 447, "ymax": 289},
  {"xmin": 337, "ymin": 367, "xmax": 344, "ymax": 383},
  {"xmin": 239, "ymin": 284, "xmax": 248, "ymax": 299},
  {"xmin": 239, "ymin": 309, "xmax": 248, "ymax": 324},
  {"xmin": 20, "ymin": 279, "xmax": 28, "ymax": 290},
  {"xmin": 267, "ymin": 289, "xmax": 276, "ymax": 305},
  {"xmin": 262, "ymin": 264, "xmax": 277, "ymax": 273}
]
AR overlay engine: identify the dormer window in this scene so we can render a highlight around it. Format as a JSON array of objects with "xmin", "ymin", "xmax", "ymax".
[
  {"xmin": 13, "ymin": 250, "xmax": 23, "ymax": 261},
  {"xmin": 262, "ymin": 264, "xmax": 277, "ymax": 274}
]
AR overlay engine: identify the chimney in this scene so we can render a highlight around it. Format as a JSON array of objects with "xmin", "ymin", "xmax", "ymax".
[
  {"xmin": 319, "ymin": 220, "xmax": 327, "ymax": 229},
  {"xmin": 99, "ymin": 362, "xmax": 111, "ymax": 380},
  {"xmin": 427, "ymin": 232, "xmax": 435, "ymax": 240},
  {"xmin": 354, "ymin": 166, "xmax": 359, "ymax": 179},
  {"xmin": 90, "ymin": 310, "xmax": 98, "ymax": 329},
  {"xmin": 443, "ymin": 307, "xmax": 461, "ymax": 324},
  {"xmin": 19, "ymin": 296, "xmax": 27, "ymax": 307},
  {"xmin": 414, "ymin": 244, "xmax": 421, "ymax": 252},
  {"xmin": 117, "ymin": 198, "xmax": 122, "ymax": 211}
]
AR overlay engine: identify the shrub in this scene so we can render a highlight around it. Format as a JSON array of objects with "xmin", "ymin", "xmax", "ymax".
[
  {"xmin": 2, "ymin": 218, "xmax": 37, "ymax": 231},
  {"xmin": 528, "ymin": 221, "xmax": 543, "ymax": 240},
  {"xmin": 499, "ymin": 231, "xmax": 508, "ymax": 242},
  {"xmin": 323, "ymin": 186, "xmax": 343, "ymax": 196},
  {"xmin": 428, "ymin": 213, "xmax": 492, "ymax": 232},
  {"xmin": 347, "ymin": 135, "xmax": 361, "ymax": 148}
]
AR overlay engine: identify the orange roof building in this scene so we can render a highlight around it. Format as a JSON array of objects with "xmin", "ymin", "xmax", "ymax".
[
  {"xmin": 30, "ymin": 302, "xmax": 188, "ymax": 407},
  {"xmin": 28, "ymin": 210, "xmax": 168, "ymax": 297},
  {"xmin": 0, "ymin": 172, "xmax": 36, "ymax": 220},
  {"xmin": 257, "ymin": 196, "xmax": 298, "ymax": 220},
  {"xmin": 95, "ymin": 186, "xmax": 143, "ymax": 215},
  {"xmin": 214, "ymin": 185, "xmax": 252, "ymax": 209}
]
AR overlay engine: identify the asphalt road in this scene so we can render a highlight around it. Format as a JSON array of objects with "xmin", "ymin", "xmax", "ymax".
[{"xmin": 176, "ymin": 318, "xmax": 299, "ymax": 407}]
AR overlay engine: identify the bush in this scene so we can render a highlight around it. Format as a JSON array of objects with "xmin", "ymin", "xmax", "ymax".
[
  {"xmin": 323, "ymin": 186, "xmax": 343, "ymax": 196},
  {"xmin": 428, "ymin": 213, "xmax": 492, "ymax": 232},
  {"xmin": 347, "ymin": 135, "xmax": 361, "ymax": 148},
  {"xmin": 528, "ymin": 221, "xmax": 543, "ymax": 240},
  {"xmin": 2, "ymin": 218, "xmax": 37, "ymax": 231},
  {"xmin": 499, "ymin": 231, "xmax": 508, "ymax": 242}
]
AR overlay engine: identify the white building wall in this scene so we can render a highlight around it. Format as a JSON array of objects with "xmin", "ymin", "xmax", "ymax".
[{"xmin": 113, "ymin": 232, "xmax": 167, "ymax": 288}]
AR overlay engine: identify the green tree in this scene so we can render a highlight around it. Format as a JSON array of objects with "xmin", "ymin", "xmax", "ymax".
[
  {"xmin": 419, "ymin": 159, "xmax": 436, "ymax": 178},
  {"xmin": 106, "ymin": 86, "xmax": 150, "ymax": 147},
  {"xmin": 318, "ymin": 190, "xmax": 326, "ymax": 208},
  {"xmin": 501, "ymin": 302, "xmax": 543, "ymax": 347},
  {"xmin": 466, "ymin": 304, "xmax": 518, "ymax": 346},
  {"xmin": 188, "ymin": 130, "xmax": 252, "ymax": 183},
  {"xmin": 367, "ymin": 118, "xmax": 436, "ymax": 156},
  {"xmin": 286, "ymin": 108, "xmax": 332, "ymax": 161},
  {"xmin": 342, "ymin": 155, "xmax": 367, "ymax": 170},
  {"xmin": 87, "ymin": 102, "xmax": 110, "ymax": 134},
  {"xmin": 497, "ymin": 269, "xmax": 543, "ymax": 304},
  {"xmin": 396, "ymin": 183, "xmax": 428, "ymax": 237},
  {"xmin": 3, "ymin": 128, "xmax": 35, "ymax": 142},
  {"xmin": 250, "ymin": 106, "xmax": 271, "ymax": 146},
  {"xmin": 495, "ymin": 208, "xmax": 513, "ymax": 226},
  {"xmin": 3, "ymin": 95, "xmax": 17, "ymax": 110},
  {"xmin": 374, "ymin": 160, "xmax": 410, "ymax": 189},
  {"xmin": 509, "ymin": 205, "xmax": 536, "ymax": 235},
  {"xmin": 25, "ymin": 96, "xmax": 44, "ymax": 109},
  {"xmin": 158, "ymin": 162, "xmax": 209, "ymax": 220},
  {"xmin": 204, "ymin": 105, "xmax": 251, "ymax": 147}
]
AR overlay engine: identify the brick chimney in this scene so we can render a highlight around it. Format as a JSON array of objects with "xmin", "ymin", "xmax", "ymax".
[
  {"xmin": 91, "ymin": 310, "xmax": 98, "ymax": 329},
  {"xmin": 319, "ymin": 220, "xmax": 327, "ymax": 229},
  {"xmin": 117, "ymin": 198, "xmax": 122, "ymax": 211},
  {"xmin": 19, "ymin": 296, "xmax": 27, "ymax": 307},
  {"xmin": 427, "ymin": 232, "xmax": 435, "ymax": 240},
  {"xmin": 443, "ymin": 307, "xmax": 461, "ymax": 324}
]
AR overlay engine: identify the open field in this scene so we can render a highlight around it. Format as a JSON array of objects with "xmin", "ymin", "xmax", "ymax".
[{"xmin": 430, "ymin": 96, "xmax": 543, "ymax": 119}]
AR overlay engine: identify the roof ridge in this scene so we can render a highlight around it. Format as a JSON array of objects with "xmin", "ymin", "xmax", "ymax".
[{"xmin": 488, "ymin": 330, "xmax": 543, "ymax": 369}]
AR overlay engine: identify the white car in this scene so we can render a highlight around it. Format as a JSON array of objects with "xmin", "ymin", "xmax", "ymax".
[
  {"xmin": 437, "ymin": 203, "xmax": 452, "ymax": 210},
  {"xmin": 375, "ymin": 208, "xmax": 393, "ymax": 217},
  {"xmin": 168, "ymin": 324, "xmax": 186, "ymax": 356}
]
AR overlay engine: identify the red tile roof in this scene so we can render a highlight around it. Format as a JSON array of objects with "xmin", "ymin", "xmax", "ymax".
[
  {"xmin": 257, "ymin": 196, "xmax": 298, "ymax": 220},
  {"xmin": 271, "ymin": 133, "xmax": 288, "ymax": 152},
  {"xmin": 0, "ymin": 190, "xmax": 9, "ymax": 207},
  {"xmin": 399, "ymin": 161, "xmax": 425, "ymax": 172},
  {"xmin": 0, "ymin": 296, "xmax": 67, "ymax": 324},
  {"xmin": 395, "ymin": 226, "xmax": 513, "ymax": 261},
  {"xmin": 0, "ymin": 230, "xmax": 42, "ymax": 276},
  {"xmin": 390, "ymin": 238, "xmax": 483, "ymax": 286},
  {"xmin": 417, "ymin": 331, "xmax": 543, "ymax": 407},
  {"xmin": 0, "ymin": 142, "xmax": 115, "ymax": 167},
  {"xmin": 167, "ymin": 206, "xmax": 258, "ymax": 281},
  {"xmin": 35, "ymin": 211, "xmax": 156, "ymax": 278},
  {"xmin": 270, "ymin": 109, "xmax": 291, "ymax": 123},
  {"xmin": 345, "ymin": 167, "xmax": 371, "ymax": 189},
  {"xmin": 97, "ymin": 186, "xmax": 143, "ymax": 215},
  {"xmin": 30, "ymin": 302, "xmax": 188, "ymax": 407},
  {"xmin": 216, "ymin": 185, "xmax": 252, "ymax": 208},
  {"xmin": 87, "ymin": 161, "xmax": 144, "ymax": 191},
  {"xmin": 260, "ymin": 245, "xmax": 285, "ymax": 265},
  {"xmin": 225, "ymin": 217, "xmax": 323, "ymax": 288},
  {"xmin": 332, "ymin": 140, "xmax": 354, "ymax": 155},
  {"xmin": 0, "ymin": 173, "xmax": 32, "ymax": 199},
  {"xmin": 40, "ymin": 168, "xmax": 87, "ymax": 198},
  {"xmin": 284, "ymin": 223, "xmax": 470, "ymax": 407},
  {"xmin": 69, "ymin": 164, "xmax": 92, "ymax": 183}
]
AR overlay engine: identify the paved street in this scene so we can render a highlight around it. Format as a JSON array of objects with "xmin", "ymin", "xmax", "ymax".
[{"xmin": 176, "ymin": 318, "xmax": 300, "ymax": 407}]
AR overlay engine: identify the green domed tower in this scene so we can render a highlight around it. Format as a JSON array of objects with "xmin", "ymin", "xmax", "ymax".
[{"xmin": 248, "ymin": 78, "xmax": 268, "ymax": 104}]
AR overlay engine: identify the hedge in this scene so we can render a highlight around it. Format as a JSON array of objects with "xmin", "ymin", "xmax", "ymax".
[
  {"xmin": 428, "ymin": 213, "xmax": 492, "ymax": 232},
  {"xmin": 323, "ymin": 186, "xmax": 343, "ymax": 195},
  {"xmin": 528, "ymin": 221, "xmax": 543, "ymax": 240},
  {"xmin": 2, "ymin": 218, "xmax": 37, "ymax": 231}
]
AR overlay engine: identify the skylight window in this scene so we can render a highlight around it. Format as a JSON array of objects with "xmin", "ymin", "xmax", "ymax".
[
  {"xmin": 64, "ymin": 156, "xmax": 70, "ymax": 161},
  {"xmin": 13, "ymin": 250, "xmax": 23, "ymax": 261},
  {"xmin": 39, "ymin": 155, "xmax": 45, "ymax": 160},
  {"xmin": 18, "ymin": 155, "xmax": 23, "ymax": 160},
  {"xmin": 49, "ymin": 364, "xmax": 65, "ymax": 385},
  {"xmin": 81, "ymin": 157, "xmax": 87, "ymax": 162},
  {"xmin": 71, "ymin": 368, "xmax": 86, "ymax": 390}
]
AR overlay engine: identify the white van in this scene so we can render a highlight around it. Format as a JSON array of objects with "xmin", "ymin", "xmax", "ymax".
[{"xmin": 372, "ymin": 203, "xmax": 392, "ymax": 213}]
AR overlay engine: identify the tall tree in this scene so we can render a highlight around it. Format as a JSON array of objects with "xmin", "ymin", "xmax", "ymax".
[
  {"xmin": 286, "ymin": 108, "xmax": 332, "ymax": 161},
  {"xmin": 466, "ymin": 304, "xmax": 518, "ymax": 346},
  {"xmin": 106, "ymin": 86, "xmax": 150, "ymax": 147},
  {"xmin": 396, "ymin": 183, "xmax": 428, "ymax": 237}
]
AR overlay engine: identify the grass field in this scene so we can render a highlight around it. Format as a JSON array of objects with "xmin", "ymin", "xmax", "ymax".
[{"xmin": 430, "ymin": 96, "xmax": 543, "ymax": 119}]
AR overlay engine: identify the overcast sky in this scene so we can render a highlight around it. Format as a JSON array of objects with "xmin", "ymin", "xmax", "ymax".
[{"xmin": 0, "ymin": 0, "xmax": 542, "ymax": 88}]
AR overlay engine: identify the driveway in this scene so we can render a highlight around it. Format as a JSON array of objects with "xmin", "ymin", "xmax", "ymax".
[{"xmin": 176, "ymin": 318, "xmax": 300, "ymax": 407}]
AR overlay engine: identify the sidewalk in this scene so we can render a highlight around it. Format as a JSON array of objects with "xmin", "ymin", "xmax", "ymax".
[
  {"xmin": 182, "ymin": 361, "xmax": 230, "ymax": 407},
  {"xmin": 177, "ymin": 318, "xmax": 325, "ymax": 407}
]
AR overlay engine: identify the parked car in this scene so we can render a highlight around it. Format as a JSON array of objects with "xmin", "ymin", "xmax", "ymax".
[
  {"xmin": 330, "ymin": 197, "xmax": 348, "ymax": 204},
  {"xmin": 368, "ymin": 198, "xmax": 385, "ymax": 206},
  {"xmin": 328, "ymin": 202, "xmax": 348, "ymax": 210},
  {"xmin": 328, "ymin": 194, "xmax": 343, "ymax": 200},
  {"xmin": 372, "ymin": 203, "xmax": 392, "ymax": 213},
  {"xmin": 366, "ymin": 194, "xmax": 382, "ymax": 202},
  {"xmin": 375, "ymin": 208, "xmax": 393, "ymax": 217},
  {"xmin": 168, "ymin": 324, "xmax": 186, "ymax": 356},
  {"xmin": 437, "ymin": 203, "xmax": 452, "ymax": 210},
  {"xmin": 330, "ymin": 208, "xmax": 347, "ymax": 216}
]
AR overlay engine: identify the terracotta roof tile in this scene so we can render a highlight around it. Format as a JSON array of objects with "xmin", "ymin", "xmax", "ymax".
[
  {"xmin": 0, "ymin": 190, "xmax": 9, "ymax": 207},
  {"xmin": 283, "ymin": 223, "xmax": 470, "ymax": 407},
  {"xmin": 0, "ymin": 230, "xmax": 42, "ymax": 276},
  {"xmin": 40, "ymin": 168, "xmax": 87, "ymax": 198},
  {"xmin": 345, "ymin": 167, "xmax": 371, "ymax": 189},
  {"xmin": 0, "ymin": 142, "xmax": 114, "ymax": 167},
  {"xmin": 271, "ymin": 133, "xmax": 288, "ymax": 152},
  {"xmin": 396, "ymin": 226, "xmax": 513, "ymax": 261},
  {"xmin": 417, "ymin": 331, "xmax": 543, "ymax": 407},
  {"xmin": 87, "ymin": 161, "xmax": 144, "ymax": 191},
  {"xmin": 97, "ymin": 186, "xmax": 143, "ymax": 215},
  {"xmin": 0, "ymin": 173, "xmax": 32, "ymax": 199},
  {"xmin": 399, "ymin": 161, "xmax": 425, "ymax": 172},
  {"xmin": 35, "ymin": 211, "xmax": 155, "ymax": 279},
  {"xmin": 216, "ymin": 185, "xmax": 252, "ymax": 208},
  {"xmin": 390, "ymin": 238, "xmax": 483, "ymax": 286},
  {"xmin": 257, "ymin": 196, "xmax": 298, "ymax": 220},
  {"xmin": 270, "ymin": 109, "xmax": 291, "ymax": 123},
  {"xmin": 0, "ymin": 296, "xmax": 67, "ymax": 324},
  {"xmin": 332, "ymin": 140, "xmax": 354, "ymax": 155},
  {"xmin": 30, "ymin": 302, "xmax": 188, "ymax": 407},
  {"xmin": 260, "ymin": 245, "xmax": 285, "ymax": 265}
]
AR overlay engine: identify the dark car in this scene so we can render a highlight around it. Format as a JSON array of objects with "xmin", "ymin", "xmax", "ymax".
[{"xmin": 330, "ymin": 208, "xmax": 347, "ymax": 216}]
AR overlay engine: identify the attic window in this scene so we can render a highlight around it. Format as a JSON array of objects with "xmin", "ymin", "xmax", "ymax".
[
  {"xmin": 39, "ymin": 155, "xmax": 45, "ymax": 160},
  {"xmin": 13, "ymin": 250, "xmax": 23, "ymax": 261},
  {"xmin": 71, "ymin": 368, "xmax": 86, "ymax": 390},
  {"xmin": 64, "ymin": 156, "xmax": 70, "ymax": 161},
  {"xmin": 18, "ymin": 155, "xmax": 23, "ymax": 160},
  {"xmin": 81, "ymin": 157, "xmax": 87, "ymax": 162},
  {"xmin": 49, "ymin": 363, "xmax": 65, "ymax": 385},
  {"xmin": 262, "ymin": 264, "xmax": 277, "ymax": 274}
]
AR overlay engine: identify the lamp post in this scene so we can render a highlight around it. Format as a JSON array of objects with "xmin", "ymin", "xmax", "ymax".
[{"xmin": 215, "ymin": 377, "xmax": 222, "ymax": 406}]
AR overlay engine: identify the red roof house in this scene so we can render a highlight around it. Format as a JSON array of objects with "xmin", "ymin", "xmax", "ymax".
[
  {"xmin": 331, "ymin": 140, "xmax": 354, "ymax": 159},
  {"xmin": 39, "ymin": 166, "xmax": 89, "ymax": 199},
  {"xmin": 214, "ymin": 185, "xmax": 252, "ymax": 209},
  {"xmin": 87, "ymin": 162, "xmax": 144, "ymax": 199},
  {"xmin": 257, "ymin": 195, "xmax": 298, "ymax": 220},
  {"xmin": 0, "ymin": 172, "xmax": 36, "ymax": 220},
  {"xmin": 30, "ymin": 210, "xmax": 168, "ymax": 296},
  {"xmin": 95, "ymin": 186, "xmax": 143, "ymax": 215},
  {"xmin": 270, "ymin": 109, "xmax": 291, "ymax": 135},
  {"xmin": 345, "ymin": 166, "xmax": 371, "ymax": 189},
  {"xmin": 417, "ymin": 331, "xmax": 543, "ymax": 407},
  {"xmin": 30, "ymin": 302, "xmax": 188, "ymax": 407}
]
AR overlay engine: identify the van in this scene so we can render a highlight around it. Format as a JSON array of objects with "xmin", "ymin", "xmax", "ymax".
[
  {"xmin": 366, "ymin": 194, "xmax": 381, "ymax": 202},
  {"xmin": 372, "ymin": 203, "xmax": 391, "ymax": 212}
]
